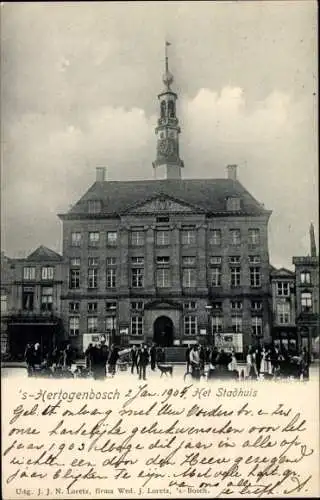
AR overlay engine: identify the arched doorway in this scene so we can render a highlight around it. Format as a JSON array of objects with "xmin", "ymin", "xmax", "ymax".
[{"xmin": 153, "ymin": 316, "xmax": 174, "ymax": 347}]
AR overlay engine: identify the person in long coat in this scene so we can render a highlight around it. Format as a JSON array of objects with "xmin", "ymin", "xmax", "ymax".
[
  {"xmin": 150, "ymin": 343, "xmax": 157, "ymax": 371},
  {"xmin": 130, "ymin": 345, "xmax": 139, "ymax": 374},
  {"xmin": 108, "ymin": 344, "xmax": 119, "ymax": 376},
  {"xmin": 137, "ymin": 344, "xmax": 149, "ymax": 381}
]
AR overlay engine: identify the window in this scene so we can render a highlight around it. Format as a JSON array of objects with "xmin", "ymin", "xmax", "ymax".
[
  {"xmin": 277, "ymin": 303, "xmax": 290, "ymax": 324},
  {"xmin": 156, "ymin": 268, "xmax": 170, "ymax": 288},
  {"xmin": 69, "ymin": 302, "xmax": 80, "ymax": 312},
  {"xmin": 106, "ymin": 269, "xmax": 116, "ymax": 288},
  {"xmin": 69, "ymin": 317, "xmax": 79, "ymax": 336},
  {"xmin": 131, "ymin": 268, "xmax": 144, "ymax": 288},
  {"xmin": 184, "ymin": 316, "xmax": 197, "ymax": 336},
  {"xmin": 105, "ymin": 316, "xmax": 117, "ymax": 334},
  {"xmin": 229, "ymin": 256, "xmax": 240, "ymax": 265},
  {"xmin": 301, "ymin": 272, "xmax": 311, "ymax": 284},
  {"xmin": 131, "ymin": 316, "xmax": 143, "ymax": 336},
  {"xmin": 88, "ymin": 200, "xmax": 101, "ymax": 214},
  {"xmin": 88, "ymin": 302, "xmax": 98, "ymax": 313},
  {"xmin": 131, "ymin": 257, "xmax": 144, "ymax": 265},
  {"xmin": 131, "ymin": 301, "xmax": 144, "ymax": 311},
  {"xmin": 106, "ymin": 232, "xmax": 118, "ymax": 246},
  {"xmin": 212, "ymin": 301, "xmax": 223, "ymax": 311},
  {"xmin": 184, "ymin": 301, "xmax": 196, "ymax": 310},
  {"xmin": 1, "ymin": 295, "xmax": 8, "ymax": 313},
  {"xmin": 210, "ymin": 256, "xmax": 222, "ymax": 265},
  {"xmin": 106, "ymin": 257, "xmax": 117, "ymax": 266},
  {"xmin": 131, "ymin": 230, "xmax": 145, "ymax": 246},
  {"xmin": 230, "ymin": 229, "xmax": 241, "ymax": 245},
  {"xmin": 227, "ymin": 197, "xmax": 241, "ymax": 211},
  {"xmin": 182, "ymin": 256, "xmax": 196, "ymax": 266},
  {"xmin": 301, "ymin": 292, "xmax": 312, "ymax": 312},
  {"xmin": 210, "ymin": 267, "xmax": 221, "ymax": 287},
  {"xmin": 156, "ymin": 256, "xmax": 170, "ymax": 265},
  {"xmin": 88, "ymin": 257, "xmax": 99, "ymax": 267},
  {"xmin": 22, "ymin": 287, "xmax": 34, "ymax": 310},
  {"xmin": 88, "ymin": 268, "xmax": 98, "ymax": 289},
  {"xmin": 181, "ymin": 229, "xmax": 196, "ymax": 245},
  {"xmin": 88, "ymin": 232, "xmax": 100, "ymax": 247},
  {"xmin": 249, "ymin": 229, "xmax": 260, "ymax": 245},
  {"xmin": 156, "ymin": 230, "xmax": 170, "ymax": 246},
  {"xmin": 251, "ymin": 300, "xmax": 262, "ymax": 311},
  {"xmin": 209, "ymin": 230, "xmax": 221, "ymax": 246},
  {"xmin": 71, "ymin": 232, "xmax": 81, "ymax": 247},
  {"xmin": 106, "ymin": 301, "xmax": 117, "ymax": 311},
  {"xmin": 249, "ymin": 255, "xmax": 260, "ymax": 264},
  {"xmin": 231, "ymin": 267, "xmax": 241, "ymax": 287},
  {"xmin": 41, "ymin": 266, "xmax": 54, "ymax": 280},
  {"xmin": 211, "ymin": 316, "xmax": 223, "ymax": 333},
  {"xmin": 156, "ymin": 216, "xmax": 169, "ymax": 223},
  {"xmin": 182, "ymin": 268, "xmax": 196, "ymax": 288},
  {"xmin": 70, "ymin": 258, "xmax": 80, "ymax": 267},
  {"xmin": 277, "ymin": 282, "xmax": 289, "ymax": 296},
  {"xmin": 252, "ymin": 316, "xmax": 262, "ymax": 336},
  {"xmin": 250, "ymin": 267, "xmax": 261, "ymax": 288},
  {"xmin": 87, "ymin": 317, "xmax": 98, "ymax": 333},
  {"xmin": 41, "ymin": 287, "xmax": 53, "ymax": 311},
  {"xmin": 232, "ymin": 316, "xmax": 242, "ymax": 333},
  {"xmin": 69, "ymin": 269, "xmax": 80, "ymax": 289},
  {"xmin": 23, "ymin": 267, "xmax": 35, "ymax": 280},
  {"xmin": 231, "ymin": 300, "xmax": 242, "ymax": 310}
]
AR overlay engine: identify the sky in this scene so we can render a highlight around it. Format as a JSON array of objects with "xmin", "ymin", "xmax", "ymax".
[{"xmin": 1, "ymin": 1, "xmax": 318, "ymax": 268}]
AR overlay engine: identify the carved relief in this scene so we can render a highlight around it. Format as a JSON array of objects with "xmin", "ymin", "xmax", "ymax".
[{"xmin": 131, "ymin": 198, "xmax": 193, "ymax": 214}]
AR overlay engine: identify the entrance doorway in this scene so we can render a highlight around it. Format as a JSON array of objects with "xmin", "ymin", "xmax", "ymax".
[{"xmin": 153, "ymin": 316, "xmax": 174, "ymax": 347}]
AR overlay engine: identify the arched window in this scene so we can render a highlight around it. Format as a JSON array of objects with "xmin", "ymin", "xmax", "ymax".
[
  {"xmin": 160, "ymin": 101, "xmax": 166, "ymax": 118},
  {"xmin": 168, "ymin": 100, "xmax": 175, "ymax": 118}
]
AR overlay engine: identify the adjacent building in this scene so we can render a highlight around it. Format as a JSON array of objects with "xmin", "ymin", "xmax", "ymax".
[
  {"xmin": 1, "ymin": 246, "xmax": 64, "ymax": 359},
  {"xmin": 293, "ymin": 224, "xmax": 319, "ymax": 352},
  {"xmin": 270, "ymin": 266, "xmax": 297, "ymax": 352}
]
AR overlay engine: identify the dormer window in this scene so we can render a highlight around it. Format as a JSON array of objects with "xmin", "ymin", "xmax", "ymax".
[
  {"xmin": 88, "ymin": 200, "xmax": 102, "ymax": 214},
  {"xmin": 227, "ymin": 197, "xmax": 241, "ymax": 211}
]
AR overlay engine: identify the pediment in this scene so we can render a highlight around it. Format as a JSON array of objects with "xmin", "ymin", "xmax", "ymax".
[
  {"xmin": 123, "ymin": 195, "xmax": 204, "ymax": 215},
  {"xmin": 144, "ymin": 300, "xmax": 183, "ymax": 311}
]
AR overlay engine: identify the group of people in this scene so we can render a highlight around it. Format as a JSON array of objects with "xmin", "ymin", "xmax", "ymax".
[
  {"xmin": 185, "ymin": 343, "xmax": 311, "ymax": 380},
  {"xmin": 24, "ymin": 342, "xmax": 75, "ymax": 375},
  {"xmin": 246, "ymin": 344, "xmax": 311, "ymax": 379}
]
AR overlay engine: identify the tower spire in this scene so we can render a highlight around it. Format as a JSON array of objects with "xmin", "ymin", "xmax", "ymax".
[
  {"xmin": 310, "ymin": 222, "xmax": 317, "ymax": 257},
  {"xmin": 153, "ymin": 41, "xmax": 184, "ymax": 180}
]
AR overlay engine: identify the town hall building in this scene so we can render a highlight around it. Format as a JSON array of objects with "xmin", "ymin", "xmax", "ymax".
[{"xmin": 58, "ymin": 49, "xmax": 273, "ymax": 354}]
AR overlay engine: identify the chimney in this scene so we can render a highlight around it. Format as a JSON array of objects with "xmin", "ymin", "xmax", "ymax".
[
  {"xmin": 310, "ymin": 222, "xmax": 316, "ymax": 257},
  {"xmin": 227, "ymin": 164, "xmax": 237, "ymax": 181},
  {"xmin": 96, "ymin": 167, "xmax": 106, "ymax": 182}
]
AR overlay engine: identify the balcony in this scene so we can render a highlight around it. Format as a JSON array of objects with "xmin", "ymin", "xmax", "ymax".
[{"xmin": 7, "ymin": 309, "xmax": 62, "ymax": 325}]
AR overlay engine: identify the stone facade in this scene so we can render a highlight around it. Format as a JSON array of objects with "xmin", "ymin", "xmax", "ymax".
[{"xmin": 270, "ymin": 267, "xmax": 297, "ymax": 351}]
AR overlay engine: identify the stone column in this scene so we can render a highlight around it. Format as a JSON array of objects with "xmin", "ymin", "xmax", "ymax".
[
  {"xmin": 170, "ymin": 224, "xmax": 181, "ymax": 293},
  {"xmin": 119, "ymin": 226, "xmax": 129, "ymax": 291},
  {"xmin": 145, "ymin": 226, "xmax": 155, "ymax": 292},
  {"xmin": 197, "ymin": 224, "xmax": 208, "ymax": 293}
]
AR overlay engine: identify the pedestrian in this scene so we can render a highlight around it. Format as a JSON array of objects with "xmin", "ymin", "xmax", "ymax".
[
  {"xmin": 33, "ymin": 342, "xmax": 42, "ymax": 365},
  {"xmin": 91, "ymin": 341, "xmax": 108, "ymax": 380},
  {"xmin": 85, "ymin": 343, "xmax": 93, "ymax": 370},
  {"xmin": 210, "ymin": 346, "xmax": 219, "ymax": 367},
  {"xmin": 150, "ymin": 343, "xmax": 157, "ymax": 371},
  {"xmin": 137, "ymin": 344, "xmax": 149, "ymax": 381},
  {"xmin": 108, "ymin": 344, "xmax": 119, "ymax": 376},
  {"xmin": 130, "ymin": 345, "xmax": 138, "ymax": 374},
  {"xmin": 255, "ymin": 345, "xmax": 262, "ymax": 376},
  {"xmin": 246, "ymin": 346, "xmax": 253, "ymax": 378},
  {"xmin": 64, "ymin": 343, "xmax": 73, "ymax": 368},
  {"xmin": 24, "ymin": 343, "xmax": 34, "ymax": 375},
  {"xmin": 185, "ymin": 344, "xmax": 191, "ymax": 373},
  {"xmin": 199, "ymin": 345, "xmax": 205, "ymax": 371},
  {"xmin": 301, "ymin": 347, "xmax": 311, "ymax": 380}
]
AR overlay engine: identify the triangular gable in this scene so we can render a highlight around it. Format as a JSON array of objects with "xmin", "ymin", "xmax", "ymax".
[
  {"xmin": 122, "ymin": 194, "xmax": 205, "ymax": 215},
  {"xmin": 27, "ymin": 246, "xmax": 63, "ymax": 262},
  {"xmin": 271, "ymin": 267, "xmax": 295, "ymax": 277}
]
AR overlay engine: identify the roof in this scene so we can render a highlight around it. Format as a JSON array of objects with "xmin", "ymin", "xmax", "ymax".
[
  {"xmin": 26, "ymin": 246, "xmax": 63, "ymax": 262},
  {"xmin": 270, "ymin": 267, "xmax": 295, "ymax": 278},
  {"xmin": 59, "ymin": 179, "xmax": 270, "ymax": 218}
]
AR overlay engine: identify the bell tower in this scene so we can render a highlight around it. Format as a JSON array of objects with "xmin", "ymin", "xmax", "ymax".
[{"xmin": 153, "ymin": 42, "xmax": 184, "ymax": 180}]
